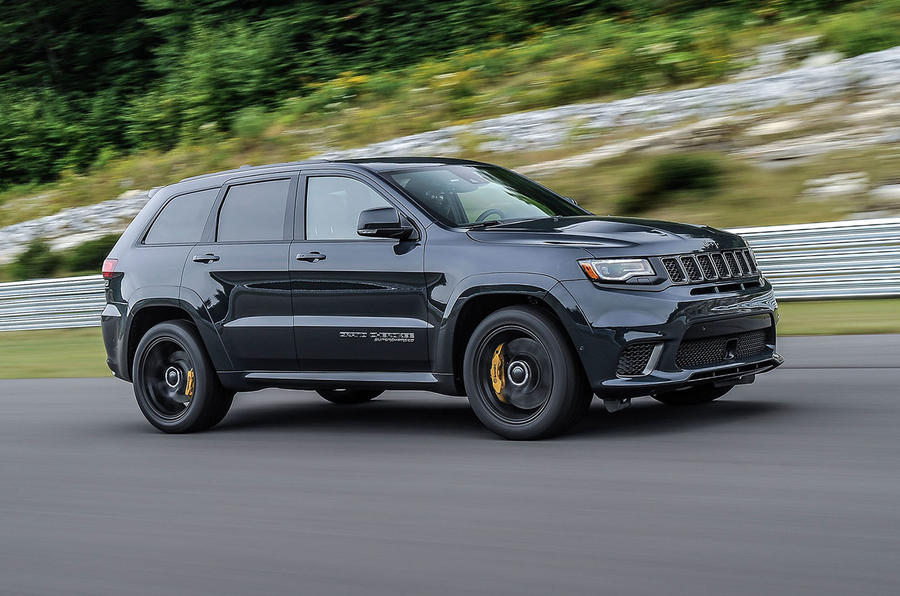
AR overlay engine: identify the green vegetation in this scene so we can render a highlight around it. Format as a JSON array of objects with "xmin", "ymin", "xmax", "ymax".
[
  {"xmin": 0, "ymin": 299, "xmax": 896, "ymax": 378},
  {"xmin": 821, "ymin": 0, "xmax": 900, "ymax": 55},
  {"xmin": 61, "ymin": 235, "xmax": 121, "ymax": 275},
  {"xmin": 2, "ymin": 235, "xmax": 119, "ymax": 281},
  {"xmin": 536, "ymin": 144, "xmax": 900, "ymax": 228},
  {"xmin": 0, "ymin": 328, "xmax": 109, "ymax": 379},
  {"xmin": 8, "ymin": 242, "xmax": 61, "ymax": 280},
  {"xmin": 1, "ymin": 1, "xmax": 899, "ymax": 208},
  {"xmin": 777, "ymin": 299, "xmax": 900, "ymax": 336},
  {"xmin": 619, "ymin": 153, "xmax": 724, "ymax": 215}
]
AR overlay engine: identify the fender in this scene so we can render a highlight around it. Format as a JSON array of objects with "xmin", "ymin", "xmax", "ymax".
[
  {"xmin": 177, "ymin": 286, "xmax": 234, "ymax": 372},
  {"xmin": 432, "ymin": 272, "xmax": 588, "ymax": 379},
  {"xmin": 120, "ymin": 290, "xmax": 231, "ymax": 380}
]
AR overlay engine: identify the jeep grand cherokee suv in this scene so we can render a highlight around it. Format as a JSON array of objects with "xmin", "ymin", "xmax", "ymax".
[{"xmin": 102, "ymin": 157, "xmax": 782, "ymax": 439}]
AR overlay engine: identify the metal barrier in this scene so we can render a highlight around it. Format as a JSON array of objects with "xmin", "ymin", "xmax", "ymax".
[
  {"xmin": 0, "ymin": 275, "xmax": 106, "ymax": 332},
  {"xmin": 732, "ymin": 217, "xmax": 900, "ymax": 300},
  {"xmin": 0, "ymin": 218, "xmax": 898, "ymax": 332}
]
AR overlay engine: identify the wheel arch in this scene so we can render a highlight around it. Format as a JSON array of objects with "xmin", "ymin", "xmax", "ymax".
[
  {"xmin": 436, "ymin": 274, "xmax": 589, "ymax": 394},
  {"xmin": 123, "ymin": 297, "xmax": 228, "ymax": 381}
]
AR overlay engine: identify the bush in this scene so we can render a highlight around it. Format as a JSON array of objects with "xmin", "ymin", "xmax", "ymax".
[
  {"xmin": 821, "ymin": 2, "xmax": 900, "ymax": 57},
  {"xmin": 619, "ymin": 153, "xmax": 723, "ymax": 214},
  {"xmin": 9, "ymin": 241, "xmax": 61, "ymax": 280},
  {"xmin": 62, "ymin": 234, "xmax": 120, "ymax": 273}
]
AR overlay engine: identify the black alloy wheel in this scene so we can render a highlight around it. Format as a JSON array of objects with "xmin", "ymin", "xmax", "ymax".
[
  {"xmin": 133, "ymin": 321, "xmax": 233, "ymax": 433},
  {"xmin": 464, "ymin": 306, "xmax": 592, "ymax": 440}
]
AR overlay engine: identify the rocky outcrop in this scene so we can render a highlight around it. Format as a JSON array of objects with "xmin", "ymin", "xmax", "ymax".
[{"xmin": 1, "ymin": 44, "xmax": 899, "ymax": 263}]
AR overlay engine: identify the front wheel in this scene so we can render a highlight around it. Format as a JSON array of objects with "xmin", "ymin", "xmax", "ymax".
[
  {"xmin": 652, "ymin": 385, "xmax": 733, "ymax": 406},
  {"xmin": 132, "ymin": 321, "xmax": 233, "ymax": 433},
  {"xmin": 316, "ymin": 389, "xmax": 383, "ymax": 405},
  {"xmin": 464, "ymin": 306, "xmax": 592, "ymax": 440}
]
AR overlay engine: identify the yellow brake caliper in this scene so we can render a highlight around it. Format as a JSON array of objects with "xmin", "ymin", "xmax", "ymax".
[
  {"xmin": 490, "ymin": 344, "xmax": 507, "ymax": 403},
  {"xmin": 185, "ymin": 369, "xmax": 195, "ymax": 399}
]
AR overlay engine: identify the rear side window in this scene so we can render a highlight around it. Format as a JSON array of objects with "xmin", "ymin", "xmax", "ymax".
[
  {"xmin": 144, "ymin": 189, "xmax": 219, "ymax": 245},
  {"xmin": 217, "ymin": 179, "xmax": 291, "ymax": 242}
]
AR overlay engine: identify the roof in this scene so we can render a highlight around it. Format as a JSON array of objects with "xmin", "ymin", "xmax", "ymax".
[{"xmin": 176, "ymin": 156, "xmax": 488, "ymax": 183}]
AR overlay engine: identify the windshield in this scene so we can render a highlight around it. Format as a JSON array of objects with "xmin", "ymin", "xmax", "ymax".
[{"xmin": 385, "ymin": 165, "xmax": 585, "ymax": 227}]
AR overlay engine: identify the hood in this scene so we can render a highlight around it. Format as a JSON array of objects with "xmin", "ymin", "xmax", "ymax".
[{"xmin": 465, "ymin": 216, "xmax": 746, "ymax": 256}]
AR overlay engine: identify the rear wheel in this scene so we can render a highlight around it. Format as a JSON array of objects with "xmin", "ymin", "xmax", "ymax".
[
  {"xmin": 464, "ymin": 306, "xmax": 592, "ymax": 440},
  {"xmin": 132, "ymin": 321, "xmax": 233, "ymax": 433},
  {"xmin": 316, "ymin": 389, "xmax": 383, "ymax": 405},
  {"xmin": 653, "ymin": 384, "xmax": 733, "ymax": 406}
]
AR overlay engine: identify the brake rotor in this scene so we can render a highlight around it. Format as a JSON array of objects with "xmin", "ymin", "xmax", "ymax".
[{"xmin": 498, "ymin": 337, "xmax": 552, "ymax": 410}]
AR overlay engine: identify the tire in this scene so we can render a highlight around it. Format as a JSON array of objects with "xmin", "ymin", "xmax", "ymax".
[
  {"xmin": 463, "ymin": 306, "xmax": 592, "ymax": 440},
  {"xmin": 652, "ymin": 384, "xmax": 733, "ymax": 406},
  {"xmin": 132, "ymin": 320, "xmax": 234, "ymax": 433},
  {"xmin": 316, "ymin": 388, "xmax": 383, "ymax": 405}
]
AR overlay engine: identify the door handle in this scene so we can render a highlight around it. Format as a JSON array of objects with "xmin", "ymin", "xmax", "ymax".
[
  {"xmin": 192, "ymin": 254, "xmax": 220, "ymax": 263},
  {"xmin": 296, "ymin": 252, "xmax": 326, "ymax": 262}
]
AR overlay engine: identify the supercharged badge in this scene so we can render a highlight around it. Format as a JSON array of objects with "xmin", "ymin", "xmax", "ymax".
[{"xmin": 339, "ymin": 331, "xmax": 415, "ymax": 343}]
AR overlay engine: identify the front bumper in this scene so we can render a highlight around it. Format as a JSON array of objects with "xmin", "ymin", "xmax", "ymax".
[
  {"xmin": 600, "ymin": 352, "xmax": 783, "ymax": 396},
  {"xmin": 556, "ymin": 278, "xmax": 782, "ymax": 396}
]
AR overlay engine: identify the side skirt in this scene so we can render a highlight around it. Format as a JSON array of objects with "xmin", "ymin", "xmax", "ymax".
[{"xmin": 217, "ymin": 371, "xmax": 461, "ymax": 396}]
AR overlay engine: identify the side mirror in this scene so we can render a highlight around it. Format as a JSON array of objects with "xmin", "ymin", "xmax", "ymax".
[{"xmin": 357, "ymin": 207, "xmax": 418, "ymax": 240}]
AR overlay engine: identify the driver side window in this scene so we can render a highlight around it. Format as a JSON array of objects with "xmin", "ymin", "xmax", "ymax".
[{"xmin": 306, "ymin": 176, "xmax": 392, "ymax": 240}]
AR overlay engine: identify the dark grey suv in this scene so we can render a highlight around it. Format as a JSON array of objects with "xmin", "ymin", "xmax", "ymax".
[{"xmin": 102, "ymin": 158, "xmax": 782, "ymax": 439}]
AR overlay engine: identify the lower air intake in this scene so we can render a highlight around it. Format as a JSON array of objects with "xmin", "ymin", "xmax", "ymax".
[
  {"xmin": 617, "ymin": 343, "xmax": 658, "ymax": 376},
  {"xmin": 676, "ymin": 329, "xmax": 769, "ymax": 369}
]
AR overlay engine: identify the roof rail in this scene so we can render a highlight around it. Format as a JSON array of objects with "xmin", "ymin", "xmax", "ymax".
[{"xmin": 177, "ymin": 159, "xmax": 331, "ymax": 183}]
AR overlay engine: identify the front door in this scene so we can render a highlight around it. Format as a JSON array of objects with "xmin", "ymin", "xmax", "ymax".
[
  {"xmin": 290, "ymin": 172, "xmax": 429, "ymax": 372},
  {"xmin": 182, "ymin": 174, "xmax": 297, "ymax": 371}
]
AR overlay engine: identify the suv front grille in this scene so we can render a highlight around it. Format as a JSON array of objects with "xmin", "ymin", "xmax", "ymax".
[
  {"xmin": 664, "ymin": 259, "xmax": 685, "ymax": 283},
  {"xmin": 617, "ymin": 343, "xmax": 658, "ymax": 376},
  {"xmin": 676, "ymin": 329, "xmax": 769, "ymax": 369},
  {"xmin": 661, "ymin": 249, "xmax": 758, "ymax": 285}
]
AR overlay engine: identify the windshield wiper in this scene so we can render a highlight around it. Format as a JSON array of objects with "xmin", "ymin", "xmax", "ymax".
[
  {"xmin": 466, "ymin": 219, "xmax": 508, "ymax": 230},
  {"xmin": 466, "ymin": 216, "xmax": 558, "ymax": 230}
]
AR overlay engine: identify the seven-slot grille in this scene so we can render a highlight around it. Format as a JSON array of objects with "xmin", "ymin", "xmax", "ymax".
[{"xmin": 661, "ymin": 249, "xmax": 757, "ymax": 285}]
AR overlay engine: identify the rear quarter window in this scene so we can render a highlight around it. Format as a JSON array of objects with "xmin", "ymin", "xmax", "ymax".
[{"xmin": 144, "ymin": 188, "xmax": 219, "ymax": 245}]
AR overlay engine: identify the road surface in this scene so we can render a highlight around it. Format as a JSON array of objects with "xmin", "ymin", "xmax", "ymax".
[{"xmin": 1, "ymin": 335, "xmax": 898, "ymax": 595}]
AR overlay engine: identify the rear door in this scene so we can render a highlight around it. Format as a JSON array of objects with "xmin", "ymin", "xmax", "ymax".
[
  {"xmin": 182, "ymin": 173, "xmax": 298, "ymax": 371},
  {"xmin": 290, "ymin": 170, "xmax": 429, "ymax": 372}
]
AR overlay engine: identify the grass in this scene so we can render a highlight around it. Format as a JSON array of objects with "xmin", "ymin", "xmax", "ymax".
[
  {"xmin": 0, "ymin": 328, "xmax": 109, "ymax": 379},
  {"xmin": 0, "ymin": 299, "xmax": 897, "ymax": 379},
  {"xmin": 534, "ymin": 144, "xmax": 900, "ymax": 228},
  {"xmin": 777, "ymin": 299, "xmax": 900, "ymax": 335}
]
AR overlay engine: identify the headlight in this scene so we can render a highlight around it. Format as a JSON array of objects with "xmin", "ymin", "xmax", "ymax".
[{"xmin": 579, "ymin": 258, "xmax": 655, "ymax": 282}]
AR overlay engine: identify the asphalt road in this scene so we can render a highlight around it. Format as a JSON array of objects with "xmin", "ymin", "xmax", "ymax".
[{"xmin": 1, "ymin": 335, "xmax": 898, "ymax": 596}]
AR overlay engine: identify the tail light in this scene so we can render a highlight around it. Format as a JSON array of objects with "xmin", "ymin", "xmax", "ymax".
[{"xmin": 102, "ymin": 258, "xmax": 118, "ymax": 279}]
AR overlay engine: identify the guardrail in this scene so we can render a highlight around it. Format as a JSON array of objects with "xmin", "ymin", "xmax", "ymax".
[
  {"xmin": 731, "ymin": 217, "xmax": 900, "ymax": 300},
  {"xmin": 0, "ymin": 217, "xmax": 898, "ymax": 332},
  {"xmin": 0, "ymin": 275, "xmax": 106, "ymax": 332}
]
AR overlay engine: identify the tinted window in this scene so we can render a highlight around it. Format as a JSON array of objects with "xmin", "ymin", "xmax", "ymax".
[
  {"xmin": 144, "ymin": 189, "xmax": 219, "ymax": 245},
  {"xmin": 217, "ymin": 179, "xmax": 291, "ymax": 242},
  {"xmin": 306, "ymin": 177, "xmax": 392, "ymax": 240}
]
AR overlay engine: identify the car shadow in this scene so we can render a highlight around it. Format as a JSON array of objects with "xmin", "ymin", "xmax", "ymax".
[
  {"xmin": 215, "ymin": 394, "xmax": 486, "ymax": 437},
  {"xmin": 571, "ymin": 398, "xmax": 787, "ymax": 439},
  {"xmin": 213, "ymin": 392, "xmax": 788, "ymax": 440}
]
